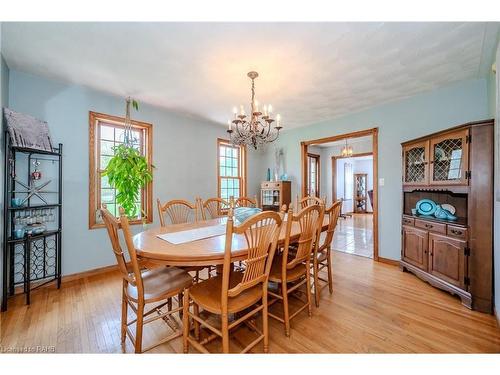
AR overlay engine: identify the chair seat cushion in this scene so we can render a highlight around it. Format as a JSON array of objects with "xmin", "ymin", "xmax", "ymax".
[
  {"xmin": 127, "ymin": 266, "xmax": 192, "ymax": 302},
  {"xmin": 268, "ymin": 253, "xmax": 307, "ymax": 283},
  {"xmin": 189, "ymin": 271, "xmax": 263, "ymax": 314}
]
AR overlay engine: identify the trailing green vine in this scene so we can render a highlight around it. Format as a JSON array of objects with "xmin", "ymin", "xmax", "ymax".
[
  {"xmin": 103, "ymin": 144, "xmax": 153, "ymax": 218},
  {"xmin": 102, "ymin": 99, "xmax": 153, "ymax": 219}
]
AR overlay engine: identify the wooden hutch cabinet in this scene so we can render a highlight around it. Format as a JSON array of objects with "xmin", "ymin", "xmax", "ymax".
[
  {"xmin": 400, "ymin": 120, "xmax": 494, "ymax": 313},
  {"xmin": 260, "ymin": 181, "xmax": 291, "ymax": 212}
]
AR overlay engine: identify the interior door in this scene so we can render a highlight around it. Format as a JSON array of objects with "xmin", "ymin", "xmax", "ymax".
[
  {"xmin": 402, "ymin": 226, "xmax": 428, "ymax": 271},
  {"xmin": 428, "ymin": 233, "xmax": 466, "ymax": 289},
  {"xmin": 429, "ymin": 129, "xmax": 469, "ymax": 185}
]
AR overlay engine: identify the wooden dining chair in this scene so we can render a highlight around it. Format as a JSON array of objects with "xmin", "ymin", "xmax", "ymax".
[
  {"xmin": 299, "ymin": 195, "xmax": 325, "ymax": 209},
  {"xmin": 268, "ymin": 204, "xmax": 324, "ymax": 337},
  {"xmin": 234, "ymin": 195, "xmax": 258, "ymax": 208},
  {"xmin": 202, "ymin": 197, "xmax": 230, "ymax": 220},
  {"xmin": 157, "ymin": 199, "xmax": 201, "ymax": 226},
  {"xmin": 311, "ymin": 200, "xmax": 342, "ymax": 307},
  {"xmin": 182, "ymin": 209, "xmax": 283, "ymax": 353},
  {"xmin": 100, "ymin": 205, "xmax": 193, "ymax": 353},
  {"xmin": 158, "ymin": 198, "xmax": 211, "ymax": 281}
]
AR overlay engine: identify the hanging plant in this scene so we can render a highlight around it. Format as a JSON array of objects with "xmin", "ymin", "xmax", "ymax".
[{"xmin": 102, "ymin": 98, "xmax": 154, "ymax": 218}]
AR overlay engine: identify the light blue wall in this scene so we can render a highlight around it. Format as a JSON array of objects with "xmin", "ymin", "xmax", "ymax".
[
  {"xmin": 6, "ymin": 70, "xmax": 262, "ymax": 277},
  {"xmin": 262, "ymin": 78, "xmax": 490, "ymax": 260}
]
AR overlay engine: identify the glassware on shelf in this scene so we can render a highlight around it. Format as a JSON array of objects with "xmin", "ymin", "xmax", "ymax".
[
  {"xmin": 27, "ymin": 210, "xmax": 34, "ymax": 225},
  {"xmin": 48, "ymin": 209, "xmax": 55, "ymax": 222},
  {"xmin": 35, "ymin": 210, "xmax": 42, "ymax": 224}
]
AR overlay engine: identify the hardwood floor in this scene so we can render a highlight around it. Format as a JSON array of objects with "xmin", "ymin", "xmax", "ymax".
[{"xmin": 1, "ymin": 251, "xmax": 499, "ymax": 353}]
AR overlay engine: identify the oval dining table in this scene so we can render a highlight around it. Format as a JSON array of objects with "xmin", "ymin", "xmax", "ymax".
[{"xmin": 133, "ymin": 216, "xmax": 330, "ymax": 267}]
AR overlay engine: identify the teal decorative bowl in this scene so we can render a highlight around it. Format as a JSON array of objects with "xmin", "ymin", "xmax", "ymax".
[
  {"xmin": 416, "ymin": 199, "xmax": 437, "ymax": 216},
  {"xmin": 234, "ymin": 207, "xmax": 262, "ymax": 224}
]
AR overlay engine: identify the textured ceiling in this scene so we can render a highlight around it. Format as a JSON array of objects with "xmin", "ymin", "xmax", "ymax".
[{"xmin": 2, "ymin": 22, "xmax": 499, "ymax": 129}]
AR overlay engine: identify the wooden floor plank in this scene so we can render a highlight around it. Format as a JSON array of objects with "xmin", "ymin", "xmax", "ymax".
[{"xmin": 1, "ymin": 251, "xmax": 499, "ymax": 353}]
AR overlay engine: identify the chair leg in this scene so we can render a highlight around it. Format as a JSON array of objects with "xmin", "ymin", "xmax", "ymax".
[
  {"xmin": 327, "ymin": 249, "xmax": 333, "ymax": 294},
  {"xmin": 313, "ymin": 259, "xmax": 320, "ymax": 308},
  {"xmin": 305, "ymin": 265, "xmax": 313, "ymax": 317},
  {"xmin": 263, "ymin": 285, "xmax": 269, "ymax": 353},
  {"xmin": 167, "ymin": 297, "xmax": 172, "ymax": 311},
  {"xmin": 121, "ymin": 291, "xmax": 127, "ymax": 345},
  {"xmin": 135, "ymin": 301, "xmax": 145, "ymax": 354},
  {"xmin": 221, "ymin": 313, "xmax": 229, "ymax": 353},
  {"xmin": 178, "ymin": 292, "xmax": 183, "ymax": 319},
  {"xmin": 282, "ymin": 282, "xmax": 290, "ymax": 337},
  {"xmin": 182, "ymin": 290, "xmax": 190, "ymax": 353},
  {"xmin": 193, "ymin": 302, "xmax": 200, "ymax": 340}
]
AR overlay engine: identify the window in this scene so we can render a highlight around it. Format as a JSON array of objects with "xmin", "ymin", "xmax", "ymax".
[
  {"xmin": 307, "ymin": 153, "xmax": 320, "ymax": 197},
  {"xmin": 217, "ymin": 139, "xmax": 246, "ymax": 202},
  {"xmin": 89, "ymin": 111, "xmax": 153, "ymax": 229}
]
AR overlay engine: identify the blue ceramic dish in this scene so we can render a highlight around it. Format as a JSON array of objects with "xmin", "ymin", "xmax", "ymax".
[
  {"xmin": 415, "ymin": 199, "xmax": 437, "ymax": 216},
  {"xmin": 234, "ymin": 207, "xmax": 262, "ymax": 224}
]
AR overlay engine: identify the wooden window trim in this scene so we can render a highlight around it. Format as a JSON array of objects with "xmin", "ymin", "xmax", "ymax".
[
  {"xmin": 88, "ymin": 111, "xmax": 153, "ymax": 229},
  {"xmin": 217, "ymin": 138, "xmax": 247, "ymax": 205}
]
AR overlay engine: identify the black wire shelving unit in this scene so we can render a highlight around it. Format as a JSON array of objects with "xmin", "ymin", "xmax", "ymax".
[{"xmin": 2, "ymin": 132, "xmax": 63, "ymax": 311}]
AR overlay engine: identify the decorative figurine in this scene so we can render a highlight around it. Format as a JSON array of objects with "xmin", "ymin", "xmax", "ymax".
[{"xmin": 32, "ymin": 159, "xmax": 42, "ymax": 180}]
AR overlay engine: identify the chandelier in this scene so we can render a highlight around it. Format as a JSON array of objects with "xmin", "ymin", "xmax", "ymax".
[
  {"xmin": 227, "ymin": 71, "xmax": 282, "ymax": 150},
  {"xmin": 341, "ymin": 139, "xmax": 353, "ymax": 157}
]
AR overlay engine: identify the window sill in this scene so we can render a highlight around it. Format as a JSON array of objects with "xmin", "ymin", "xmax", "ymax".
[{"xmin": 89, "ymin": 217, "xmax": 153, "ymax": 230}]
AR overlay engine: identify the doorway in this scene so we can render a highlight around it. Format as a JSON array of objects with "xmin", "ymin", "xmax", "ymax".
[{"xmin": 301, "ymin": 128, "xmax": 379, "ymax": 261}]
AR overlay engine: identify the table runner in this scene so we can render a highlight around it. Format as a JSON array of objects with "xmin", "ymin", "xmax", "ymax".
[{"xmin": 157, "ymin": 224, "xmax": 226, "ymax": 244}]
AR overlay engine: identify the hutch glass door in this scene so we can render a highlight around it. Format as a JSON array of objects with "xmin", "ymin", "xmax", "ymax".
[
  {"xmin": 403, "ymin": 140, "xmax": 429, "ymax": 185},
  {"xmin": 429, "ymin": 129, "xmax": 469, "ymax": 185}
]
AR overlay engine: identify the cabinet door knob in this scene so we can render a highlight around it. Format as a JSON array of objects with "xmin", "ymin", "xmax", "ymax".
[
  {"xmin": 451, "ymin": 229, "xmax": 462, "ymax": 235},
  {"xmin": 425, "ymin": 224, "xmax": 433, "ymax": 229}
]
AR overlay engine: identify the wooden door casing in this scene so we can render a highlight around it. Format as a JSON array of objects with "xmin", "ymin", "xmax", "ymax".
[
  {"xmin": 428, "ymin": 233, "xmax": 466, "ymax": 290},
  {"xmin": 402, "ymin": 226, "xmax": 428, "ymax": 271},
  {"xmin": 402, "ymin": 140, "xmax": 429, "ymax": 186},
  {"xmin": 429, "ymin": 128, "xmax": 469, "ymax": 186}
]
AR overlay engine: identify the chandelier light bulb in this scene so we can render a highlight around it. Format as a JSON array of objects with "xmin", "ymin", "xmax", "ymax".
[
  {"xmin": 227, "ymin": 120, "xmax": 232, "ymax": 130},
  {"xmin": 232, "ymin": 106, "xmax": 238, "ymax": 115},
  {"xmin": 268, "ymin": 104, "xmax": 273, "ymax": 114}
]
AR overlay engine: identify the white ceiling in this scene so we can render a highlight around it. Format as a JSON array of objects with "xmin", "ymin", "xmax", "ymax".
[{"xmin": 2, "ymin": 22, "xmax": 499, "ymax": 129}]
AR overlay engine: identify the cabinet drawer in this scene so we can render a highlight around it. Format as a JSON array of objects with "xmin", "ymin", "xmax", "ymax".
[
  {"xmin": 402, "ymin": 216, "xmax": 415, "ymax": 226},
  {"xmin": 447, "ymin": 225, "xmax": 467, "ymax": 240},
  {"xmin": 415, "ymin": 219, "xmax": 446, "ymax": 234},
  {"xmin": 261, "ymin": 182, "xmax": 280, "ymax": 189}
]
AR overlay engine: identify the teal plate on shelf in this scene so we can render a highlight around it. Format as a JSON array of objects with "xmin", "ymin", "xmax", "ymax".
[{"xmin": 415, "ymin": 199, "xmax": 437, "ymax": 216}]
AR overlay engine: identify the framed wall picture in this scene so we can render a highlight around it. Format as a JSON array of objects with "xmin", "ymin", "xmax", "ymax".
[{"xmin": 3, "ymin": 108, "xmax": 54, "ymax": 152}]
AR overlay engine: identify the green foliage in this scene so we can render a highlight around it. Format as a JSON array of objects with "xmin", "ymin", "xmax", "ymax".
[{"xmin": 102, "ymin": 143, "xmax": 153, "ymax": 218}]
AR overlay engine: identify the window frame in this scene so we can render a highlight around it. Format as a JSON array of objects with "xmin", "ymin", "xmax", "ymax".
[
  {"xmin": 216, "ymin": 138, "xmax": 247, "ymax": 204},
  {"xmin": 88, "ymin": 111, "xmax": 153, "ymax": 229}
]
